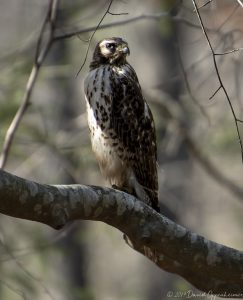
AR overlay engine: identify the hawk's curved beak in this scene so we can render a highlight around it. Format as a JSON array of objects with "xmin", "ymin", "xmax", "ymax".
[{"xmin": 121, "ymin": 46, "xmax": 130, "ymax": 55}]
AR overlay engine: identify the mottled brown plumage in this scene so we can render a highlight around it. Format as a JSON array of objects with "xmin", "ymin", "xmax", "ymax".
[{"xmin": 84, "ymin": 37, "xmax": 160, "ymax": 212}]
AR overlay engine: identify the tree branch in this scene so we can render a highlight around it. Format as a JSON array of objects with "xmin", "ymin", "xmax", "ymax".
[
  {"xmin": 0, "ymin": 169, "xmax": 243, "ymax": 295},
  {"xmin": 53, "ymin": 13, "xmax": 206, "ymax": 42},
  {"xmin": 0, "ymin": 0, "xmax": 59, "ymax": 170},
  {"xmin": 76, "ymin": 0, "xmax": 117, "ymax": 77},
  {"xmin": 192, "ymin": 0, "xmax": 243, "ymax": 162}
]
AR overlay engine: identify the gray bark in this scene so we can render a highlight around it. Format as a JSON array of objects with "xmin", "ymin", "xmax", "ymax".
[{"xmin": 0, "ymin": 169, "xmax": 243, "ymax": 296}]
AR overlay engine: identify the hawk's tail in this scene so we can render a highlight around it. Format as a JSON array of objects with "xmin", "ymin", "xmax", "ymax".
[
  {"xmin": 132, "ymin": 180, "xmax": 160, "ymax": 212},
  {"xmin": 146, "ymin": 189, "xmax": 160, "ymax": 213}
]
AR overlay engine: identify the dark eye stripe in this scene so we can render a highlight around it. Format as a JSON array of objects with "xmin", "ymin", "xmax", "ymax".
[{"xmin": 106, "ymin": 43, "xmax": 116, "ymax": 49}]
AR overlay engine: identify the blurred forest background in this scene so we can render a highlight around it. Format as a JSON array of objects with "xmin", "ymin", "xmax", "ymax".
[{"xmin": 1, "ymin": 0, "xmax": 243, "ymax": 299}]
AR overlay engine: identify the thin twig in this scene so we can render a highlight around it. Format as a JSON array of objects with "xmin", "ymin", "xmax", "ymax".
[
  {"xmin": 35, "ymin": 10, "xmax": 50, "ymax": 64},
  {"xmin": 194, "ymin": 0, "xmax": 213, "ymax": 11},
  {"xmin": 209, "ymin": 85, "xmax": 221, "ymax": 100},
  {"xmin": 76, "ymin": 0, "xmax": 115, "ymax": 77},
  {"xmin": 215, "ymin": 47, "xmax": 243, "ymax": 55},
  {"xmin": 190, "ymin": 4, "xmax": 241, "ymax": 97},
  {"xmin": 0, "ymin": 0, "xmax": 59, "ymax": 169},
  {"xmin": 108, "ymin": 11, "xmax": 128, "ymax": 16},
  {"xmin": 192, "ymin": 0, "xmax": 243, "ymax": 162},
  {"xmin": 175, "ymin": 32, "xmax": 210, "ymax": 121}
]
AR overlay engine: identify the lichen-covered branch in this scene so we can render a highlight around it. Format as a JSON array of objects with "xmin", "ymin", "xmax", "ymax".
[{"xmin": 0, "ymin": 169, "xmax": 243, "ymax": 296}]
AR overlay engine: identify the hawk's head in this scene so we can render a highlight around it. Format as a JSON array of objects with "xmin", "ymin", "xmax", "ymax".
[{"xmin": 90, "ymin": 37, "xmax": 130, "ymax": 68}]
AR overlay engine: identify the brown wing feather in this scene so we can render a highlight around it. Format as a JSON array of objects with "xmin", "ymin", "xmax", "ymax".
[{"xmin": 110, "ymin": 65, "xmax": 159, "ymax": 211}]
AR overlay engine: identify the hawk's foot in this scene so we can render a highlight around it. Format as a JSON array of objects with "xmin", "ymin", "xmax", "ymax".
[{"xmin": 112, "ymin": 185, "xmax": 131, "ymax": 194}]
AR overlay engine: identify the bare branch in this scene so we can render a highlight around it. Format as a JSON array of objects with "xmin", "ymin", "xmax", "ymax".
[
  {"xmin": 0, "ymin": 169, "xmax": 243, "ymax": 295},
  {"xmin": 209, "ymin": 85, "xmax": 222, "ymax": 100},
  {"xmin": 0, "ymin": 0, "xmax": 59, "ymax": 170},
  {"xmin": 195, "ymin": 0, "xmax": 213, "ymax": 10},
  {"xmin": 52, "ymin": 12, "xmax": 207, "ymax": 42},
  {"xmin": 192, "ymin": 0, "xmax": 243, "ymax": 162},
  {"xmin": 175, "ymin": 33, "xmax": 210, "ymax": 121},
  {"xmin": 54, "ymin": 12, "xmax": 169, "ymax": 41},
  {"xmin": 76, "ymin": 0, "xmax": 115, "ymax": 77},
  {"xmin": 108, "ymin": 11, "xmax": 128, "ymax": 16},
  {"xmin": 215, "ymin": 47, "xmax": 243, "ymax": 55}
]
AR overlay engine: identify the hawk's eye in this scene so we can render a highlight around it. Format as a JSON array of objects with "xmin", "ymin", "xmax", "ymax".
[{"xmin": 106, "ymin": 43, "xmax": 116, "ymax": 50}]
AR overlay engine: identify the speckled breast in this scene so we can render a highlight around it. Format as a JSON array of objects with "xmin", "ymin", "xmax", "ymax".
[{"xmin": 84, "ymin": 65, "xmax": 129, "ymax": 185}]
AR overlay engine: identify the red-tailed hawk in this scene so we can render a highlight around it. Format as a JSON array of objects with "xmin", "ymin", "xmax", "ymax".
[{"xmin": 84, "ymin": 37, "xmax": 160, "ymax": 212}]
